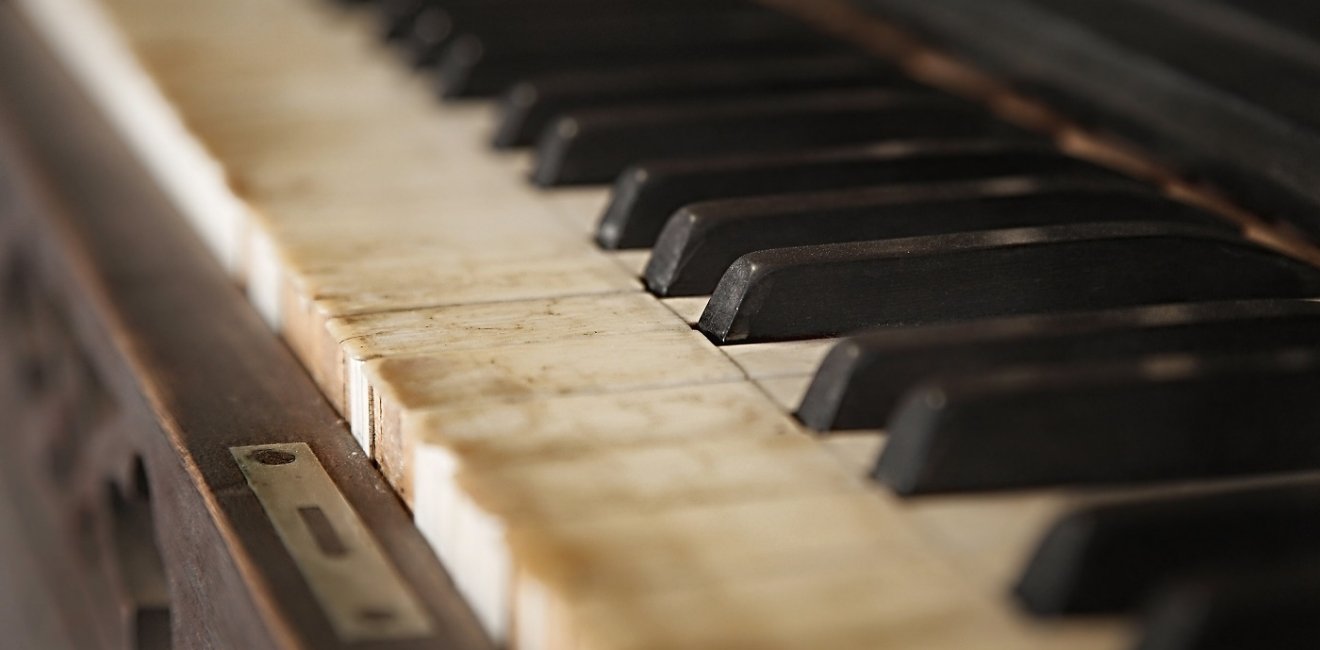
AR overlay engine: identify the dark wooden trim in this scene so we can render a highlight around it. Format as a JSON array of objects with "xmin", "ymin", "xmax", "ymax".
[{"xmin": 0, "ymin": 7, "xmax": 493, "ymax": 649}]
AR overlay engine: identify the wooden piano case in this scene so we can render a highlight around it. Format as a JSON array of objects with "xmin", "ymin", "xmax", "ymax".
[{"xmin": 0, "ymin": 7, "xmax": 490, "ymax": 650}]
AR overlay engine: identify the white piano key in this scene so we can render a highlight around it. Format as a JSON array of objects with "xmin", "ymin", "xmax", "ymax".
[
  {"xmin": 332, "ymin": 293, "xmax": 684, "ymax": 359},
  {"xmin": 455, "ymin": 436, "xmax": 859, "ymax": 528},
  {"xmin": 369, "ymin": 331, "xmax": 749, "ymax": 502},
  {"xmin": 812, "ymin": 432, "xmax": 1320, "ymax": 601},
  {"xmin": 246, "ymin": 223, "xmax": 284, "ymax": 330},
  {"xmin": 452, "ymin": 438, "xmax": 864, "ymax": 643},
  {"xmin": 453, "ymin": 487, "xmax": 514, "ymax": 644},
  {"xmin": 523, "ymin": 496, "xmax": 1126, "ymax": 650},
  {"xmin": 755, "ymin": 374, "xmax": 815, "ymax": 412},
  {"xmin": 272, "ymin": 256, "xmax": 642, "ymax": 394},
  {"xmin": 606, "ymin": 250, "xmax": 652, "ymax": 278},
  {"xmin": 306, "ymin": 253, "xmax": 641, "ymax": 319},
  {"xmin": 509, "ymin": 492, "xmax": 934, "ymax": 597},
  {"xmin": 900, "ymin": 475, "xmax": 1320, "ymax": 602},
  {"xmin": 720, "ymin": 338, "xmax": 837, "ymax": 378},
  {"xmin": 16, "ymin": 0, "xmax": 252, "ymax": 275},
  {"xmin": 414, "ymin": 444, "xmax": 514, "ymax": 642},
  {"xmin": 410, "ymin": 383, "xmax": 807, "ymax": 642},
  {"xmin": 818, "ymin": 431, "xmax": 887, "ymax": 477},
  {"xmin": 660, "ymin": 296, "xmax": 709, "ymax": 325},
  {"xmin": 370, "ymin": 330, "xmax": 739, "ymax": 410},
  {"xmin": 328, "ymin": 292, "xmax": 687, "ymax": 432},
  {"xmin": 513, "ymin": 577, "xmax": 562, "ymax": 650},
  {"xmin": 541, "ymin": 186, "xmax": 614, "ymax": 236},
  {"xmin": 347, "ymin": 356, "xmax": 374, "ymax": 454},
  {"xmin": 408, "ymin": 383, "xmax": 798, "ymax": 464}
]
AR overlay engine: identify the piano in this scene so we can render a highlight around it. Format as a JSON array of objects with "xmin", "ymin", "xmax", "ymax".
[{"xmin": 3, "ymin": 0, "xmax": 1320, "ymax": 648}]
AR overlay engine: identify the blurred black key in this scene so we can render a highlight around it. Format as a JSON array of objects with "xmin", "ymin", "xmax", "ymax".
[
  {"xmin": 378, "ymin": 0, "xmax": 428, "ymax": 41},
  {"xmin": 647, "ymin": 176, "xmax": 1232, "ymax": 296},
  {"xmin": 403, "ymin": 1, "xmax": 751, "ymax": 68},
  {"xmin": 401, "ymin": 3, "xmax": 455, "ymax": 64},
  {"xmin": 798, "ymin": 299, "xmax": 1320, "ymax": 431},
  {"xmin": 1216, "ymin": 0, "xmax": 1320, "ymax": 41},
  {"xmin": 600, "ymin": 139, "xmax": 1083, "ymax": 250},
  {"xmin": 438, "ymin": 12, "xmax": 837, "ymax": 98},
  {"xmin": 1139, "ymin": 559, "xmax": 1320, "ymax": 650},
  {"xmin": 533, "ymin": 91, "xmax": 1006, "ymax": 185},
  {"xmin": 494, "ymin": 56, "xmax": 916, "ymax": 148},
  {"xmin": 1043, "ymin": 0, "xmax": 1320, "ymax": 132},
  {"xmin": 698, "ymin": 222, "xmax": 1320, "ymax": 343},
  {"xmin": 385, "ymin": 0, "xmax": 727, "ymax": 42},
  {"xmin": 1017, "ymin": 481, "xmax": 1320, "ymax": 615},
  {"xmin": 877, "ymin": 347, "xmax": 1320, "ymax": 494}
]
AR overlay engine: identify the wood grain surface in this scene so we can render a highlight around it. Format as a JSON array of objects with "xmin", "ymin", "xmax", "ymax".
[{"xmin": 0, "ymin": 7, "xmax": 493, "ymax": 648}]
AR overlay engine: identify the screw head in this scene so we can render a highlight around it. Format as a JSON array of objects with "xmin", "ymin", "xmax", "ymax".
[
  {"xmin": 358, "ymin": 607, "xmax": 396, "ymax": 624},
  {"xmin": 251, "ymin": 449, "xmax": 296, "ymax": 466}
]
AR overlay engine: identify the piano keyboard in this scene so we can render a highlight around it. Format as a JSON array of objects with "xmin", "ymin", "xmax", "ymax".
[{"xmin": 17, "ymin": 0, "xmax": 1320, "ymax": 647}]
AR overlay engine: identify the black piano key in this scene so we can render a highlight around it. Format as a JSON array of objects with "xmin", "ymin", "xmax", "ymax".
[
  {"xmin": 437, "ymin": 12, "xmax": 838, "ymax": 98},
  {"xmin": 861, "ymin": 0, "xmax": 1320, "ymax": 245},
  {"xmin": 797, "ymin": 299, "xmax": 1320, "ymax": 431},
  {"xmin": 698, "ymin": 222, "xmax": 1320, "ymax": 343},
  {"xmin": 493, "ymin": 56, "xmax": 917, "ymax": 149},
  {"xmin": 1139, "ymin": 559, "xmax": 1320, "ymax": 650},
  {"xmin": 600, "ymin": 139, "xmax": 1083, "ymax": 250},
  {"xmin": 378, "ymin": 0, "xmax": 427, "ymax": 41},
  {"xmin": 532, "ymin": 91, "xmax": 1008, "ymax": 186},
  {"xmin": 646, "ymin": 176, "xmax": 1232, "ymax": 297},
  {"xmin": 1041, "ymin": 0, "xmax": 1320, "ymax": 133},
  {"xmin": 876, "ymin": 347, "xmax": 1320, "ymax": 494},
  {"xmin": 1216, "ymin": 0, "xmax": 1320, "ymax": 41},
  {"xmin": 403, "ymin": 1, "xmax": 751, "ymax": 69},
  {"xmin": 1016, "ymin": 482, "xmax": 1320, "ymax": 615},
  {"xmin": 401, "ymin": 4, "xmax": 456, "ymax": 65}
]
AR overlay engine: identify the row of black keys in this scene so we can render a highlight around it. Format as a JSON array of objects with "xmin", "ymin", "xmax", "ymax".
[{"xmin": 348, "ymin": 1, "xmax": 1320, "ymax": 647}]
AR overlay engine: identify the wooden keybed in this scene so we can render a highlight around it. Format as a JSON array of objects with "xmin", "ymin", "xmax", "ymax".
[
  {"xmin": 0, "ymin": 7, "xmax": 491, "ymax": 648},
  {"xmin": 5, "ymin": 0, "xmax": 1320, "ymax": 649}
]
